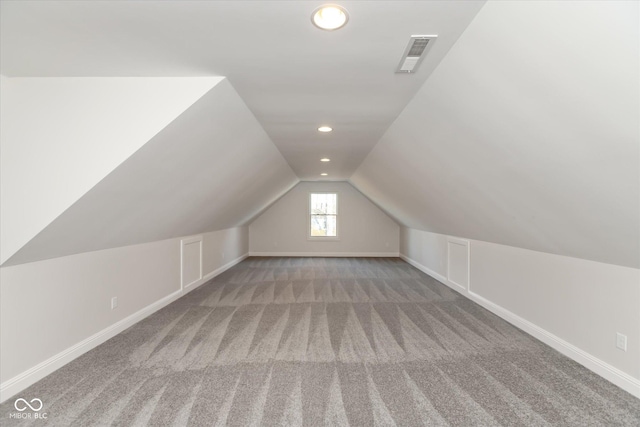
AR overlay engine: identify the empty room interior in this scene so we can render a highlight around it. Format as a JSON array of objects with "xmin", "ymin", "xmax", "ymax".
[{"xmin": 1, "ymin": 0, "xmax": 639, "ymax": 425}]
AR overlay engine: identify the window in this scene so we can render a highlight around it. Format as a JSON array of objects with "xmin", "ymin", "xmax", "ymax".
[{"xmin": 309, "ymin": 193, "xmax": 338, "ymax": 238}]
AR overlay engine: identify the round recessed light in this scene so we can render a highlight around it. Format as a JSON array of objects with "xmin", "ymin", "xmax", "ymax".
[
  {"xmin": 320, "ymin": 158, "xmax": 331, "ymax": 162},
  {"xmin": 311, "ymin": 5, "xmax": 349, "ymax": 31},
  {"xmin": 321, "ymin": 173, "xmax": 328, "ymax": 176},
  {"xmin": 318, "ymin": 126, "xmax": 332, "ymax": 132}
]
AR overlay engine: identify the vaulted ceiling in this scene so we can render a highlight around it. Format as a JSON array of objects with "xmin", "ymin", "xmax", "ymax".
[
  {"xmin": 3, "ymin": 78, "xmax": 298, "ymax": 265},
  {"xmin": 0, "ymin": 0, "xmax": 484, "ymax": 180},
  {"xmin": 351, "ymin": 0, "xmax": 639, "ymax": 268},
  {"xmin": 1, "ymin": 1, "xmax": 637, "ymax": 268}
]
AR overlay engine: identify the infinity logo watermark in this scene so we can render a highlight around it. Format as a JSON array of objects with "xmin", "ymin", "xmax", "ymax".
[
  {"xmin": 14, "ymin": 398, "xmax": 43, "ymax": 412},
  {"xmin": 9, "ymin": 398, "xmax": 47, "ymax": 420}
]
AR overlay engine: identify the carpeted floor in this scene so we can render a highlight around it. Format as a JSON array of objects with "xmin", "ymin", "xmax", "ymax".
[{"xmin": 2, "ymin": 257, "xmax": 639, "ymax": 426}]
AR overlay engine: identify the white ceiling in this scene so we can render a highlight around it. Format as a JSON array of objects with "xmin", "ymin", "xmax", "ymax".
[
  {"xmin": 0, "ymin": 76, "xmax": 224, "ymax": 265},
  {"xmin": 5, "ymin": 79, "xmax": 298, "ymax": 266},
  {"xmin": 351, "ymin": 0, "xmax": 639, "ymax": 268},
  {"xmin": 1, "ymin": 1, "xmax": 636, "ymax": 269},
  {"xmin": 0, "ymin": 0, "xmax": 485, "ymax": 180}
]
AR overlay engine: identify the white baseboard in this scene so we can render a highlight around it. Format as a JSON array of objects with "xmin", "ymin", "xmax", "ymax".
[
  {"xmin": 183, "ymin": 253, "xmax": 249, "ymax": 292},
  {"xmin": 0, "ymin": 289, "xmax": 180, "ymax": 403},
  {"xmin": 468, "ymin": 291, "xmax": 640, "ymax": 398},
  {"xmin": 0, "ymin": 252, "xmax": 249, "ymax": 403},
  {"xmin": 400, "ymin": 252, "xmax": 640, "ymax": 399},
  {"xmin": 399, "ymin": 254, "xmax": 448, "ymax": 284},
  {"xmin": 249, "ymin": 252, "xmax": 399, "ymax": 257}
]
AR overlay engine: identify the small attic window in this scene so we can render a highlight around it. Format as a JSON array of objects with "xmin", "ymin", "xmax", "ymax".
[{"xmin": 309, "ymin": 193, "xmax": 338, "ymax": 239}]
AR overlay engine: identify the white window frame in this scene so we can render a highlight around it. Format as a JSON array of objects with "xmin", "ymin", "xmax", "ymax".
[{"xmin": 308, "ymin": 192, "xmax": 340, "ymax": 241}]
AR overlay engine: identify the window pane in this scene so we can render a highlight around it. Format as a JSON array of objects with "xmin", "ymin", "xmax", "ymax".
[
  {"xmin": 310, "ymin": 193, "xmax": 337, "ymax": 237},
  {"xmin": 325, "ymin": 215, "xmax": 337, "ymax": 236},
  {"xmin": 311, "ymin": 215, "xmax": 337, "ymax": 237},
  {"xmin": 311, "ymin": 215, "xmax": 327, "ymax": 236},
  {"xmin": 310, "ymin": 193, "xmax": 337, "ymax": 215}
]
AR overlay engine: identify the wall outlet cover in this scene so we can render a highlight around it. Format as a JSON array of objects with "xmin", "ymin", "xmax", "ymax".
[{"xmin": 616, "ymin": 333, "xmax": 627, "ymax": 351}]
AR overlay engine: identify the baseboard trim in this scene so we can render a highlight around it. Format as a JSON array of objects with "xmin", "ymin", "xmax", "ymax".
[
  {"xmin": 399, "ymin": 254, "xmax": 448, "ymax": 284},
  {"xmin": 0, "ymin": 252, "xmax": 249, "ymax": 403},
  {"xmin": 400, "ymin": 252, "xmax": 640, "ymax": 399},
  {"xmin": 468, "ymin": 291, "xmax": 640, "ymax": 398},
  {"xmin": 0, "ymin": 289, "xmax": 182, "ymax": 403},
  {"xmin": 249, "ymin": 252, "xmax": 399, "ymax": 257},
  {"xmin": 183, "ymin": 253, "xmax": 249, "ymax": 292}
]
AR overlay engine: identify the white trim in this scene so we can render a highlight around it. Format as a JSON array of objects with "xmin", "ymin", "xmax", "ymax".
[
  {"xmin": 446, "ymin": 237, "xmax": 470, "ymax": 292},
  {"xmin": 468, "ymin": 291, "xmax": 640, "ymax": 399},
  {"xmin": 185, "ymin": 253, "xmax": 249, "ymax": 293},
  {"xmin": 0, "ymin": 289, "xmax": 180, "ymax": 403},
  {"xmin": 181, "ymin": 235, "xmax": 203, "ymax": 289},
  {"xmin": 0, "ymin": 252, "xmax": 249, "ymax": 404},
  {"xmin": 250, "ymin": 252, "xmax": 399, "ymax": 257},
  {"xmin": 308, "ymin": 191, "xmax": 339, "ymax": 239},
  {"xmin": 399, "ymin": 253, "xmax": 448, "ymax": 284},
  {"xmin": 399, "ymin": 252, "xmax": 640, "ymax": 399}
]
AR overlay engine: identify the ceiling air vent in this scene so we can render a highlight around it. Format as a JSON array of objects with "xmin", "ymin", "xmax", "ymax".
[{"xmin": 396, "ymin": 35, "xmax": 437, "ymax": 73}]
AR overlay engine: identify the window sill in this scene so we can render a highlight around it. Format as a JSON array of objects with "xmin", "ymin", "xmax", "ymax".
[{"xmin": 307, "ymin": 237, "xmax": 341, "ymax": 241}]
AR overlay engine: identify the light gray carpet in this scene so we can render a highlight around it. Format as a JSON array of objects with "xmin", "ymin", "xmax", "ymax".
[{"xmin": 2, "ymin": 257, "xmax": 639, "ymax": 426}]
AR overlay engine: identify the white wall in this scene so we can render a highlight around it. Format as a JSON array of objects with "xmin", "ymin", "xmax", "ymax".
[
  {"xmin": 0, "ymin": 227, "xmax": 248, "ymax": 402},
  {"xmin": 203, "ymin": 227, "xmax": 248, "ymax": 275},
  {"xmin": 250, "ymin": 182, "xmax": 399, "ymax": 256},
  {"xmin": 0, "ymin": 76, "xmax": 223, "ymax": 265},
  {"xmin": 400, "ymin": 227, "xmax": 640, "ymax": 398},
  {"xmin": 352, "ymin": 0, "xmax": 639, "ymax": 268}
]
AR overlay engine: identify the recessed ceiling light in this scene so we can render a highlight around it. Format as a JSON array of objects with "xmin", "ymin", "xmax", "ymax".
[
  {"xmin": 321, "ymin": 173, "xmax": 328, "ymax": 176},
  {"xmin": 318, "ymin": 126, "xmax": 332, "ymax": 132},
  {"xmin": 321, "ymin": 158, "xmax": 331, "ymax": 162},
  {"xmin": 311, "ymin": 5, "xmax": 349, "ymax": 31}
]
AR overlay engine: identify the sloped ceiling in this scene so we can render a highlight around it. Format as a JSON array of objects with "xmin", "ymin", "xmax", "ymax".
[
  {"xmin": 0, "ymin": 0, "xmax": 485, "ymax": 180},
  {"xmin": 0, "ymin": 76, "xmax": 223, "ymax": 265},
  {"xmin": 5, "ymin": 79, "xmax": 298, "ymax": 266},
  {"xmin": 351, "ymin": 1, "xmax": 639, "ymax": 268},
  {"xmin": 2, "ymin": 1, "xmax": 636, "ymax": 269}
]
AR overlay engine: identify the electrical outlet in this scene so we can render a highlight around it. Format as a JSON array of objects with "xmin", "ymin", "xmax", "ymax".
[
  {"xmin": 616, "ymin": 333, "xmax": 627, "ymax": 351},
  {"xmin": 111, "ymin": 297, "xmax": 118, "ymax": 310}
]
